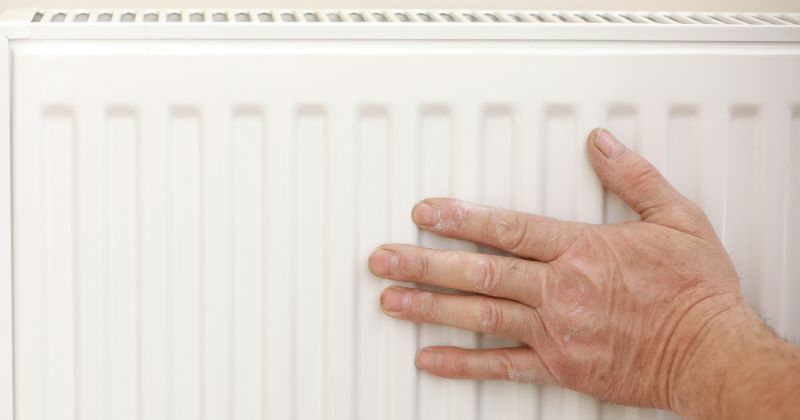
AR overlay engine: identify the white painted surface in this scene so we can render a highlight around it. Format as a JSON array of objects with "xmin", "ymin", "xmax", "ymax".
[
  {"xmin": 1, "ymin": 10, "xmax": 799, "ymax": 420},
  {"xmin": 2, "ymin": 0, "xmax": 799, "ymax": 14}
]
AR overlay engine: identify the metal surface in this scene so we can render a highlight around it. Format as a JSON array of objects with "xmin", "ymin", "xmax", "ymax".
[{"xmin": 1, "ymin": 9, "xmax": 799, "ymax": 420}]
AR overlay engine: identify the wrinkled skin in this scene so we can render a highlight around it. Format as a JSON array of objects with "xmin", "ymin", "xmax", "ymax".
[{"xmin": 368, "ymin": 128, "xmax": 796, "ymax": 418}]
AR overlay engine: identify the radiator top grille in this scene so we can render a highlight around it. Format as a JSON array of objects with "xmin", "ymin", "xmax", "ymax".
[{"xmin": 27, "ymin": 9, "xmax": 800, "ymax": 26}]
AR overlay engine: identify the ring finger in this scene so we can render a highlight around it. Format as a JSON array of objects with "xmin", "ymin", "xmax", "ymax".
[{"xmin": 380, "ymin": 286, "xmax": 538, "ymax": 341}]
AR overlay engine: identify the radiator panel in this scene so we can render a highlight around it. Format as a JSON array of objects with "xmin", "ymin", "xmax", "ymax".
[{"xmin": 5, "ymin": 36, "xmax": 800, "ymax": 420}]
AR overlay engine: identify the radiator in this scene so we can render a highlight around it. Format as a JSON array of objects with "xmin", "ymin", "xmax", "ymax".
[{"xmin": 1, "ymin": 8, "xmax": 799, "ymax": 420}]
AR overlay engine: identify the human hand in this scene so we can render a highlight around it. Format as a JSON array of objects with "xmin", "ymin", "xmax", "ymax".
[{"xmin": 368, "ymin": 128, "xmax": 795, "ymax": 419}]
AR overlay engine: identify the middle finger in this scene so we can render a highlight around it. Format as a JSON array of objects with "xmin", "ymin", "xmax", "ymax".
[{"xmin": 369, "ymin": 244, "xmax": 553, "ymax": 307}]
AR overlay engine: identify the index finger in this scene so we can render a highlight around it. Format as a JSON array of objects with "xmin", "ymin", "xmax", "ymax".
[{"xmin": 411, "ymin": 198, "xmax": 583, "ymax": 262}]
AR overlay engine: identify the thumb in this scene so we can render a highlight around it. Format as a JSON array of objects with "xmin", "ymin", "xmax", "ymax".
[{"xmin": 587, "ymin": 128, "xmax": 712, "ymax": 236}]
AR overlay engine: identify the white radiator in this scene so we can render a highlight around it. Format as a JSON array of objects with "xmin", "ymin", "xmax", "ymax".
[{"xmin": 1, "ymin": 8, "xmax": 799, "ymax": 420}]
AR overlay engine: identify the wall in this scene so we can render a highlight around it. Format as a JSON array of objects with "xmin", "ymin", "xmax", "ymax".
[{"xmin": 1, "ymin": 0, "xmax": 799, "ymax": 12}]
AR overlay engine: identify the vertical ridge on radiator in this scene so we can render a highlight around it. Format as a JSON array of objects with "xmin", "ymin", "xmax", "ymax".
[
  {"xmin": 356, "ymin": 105, "xmax": 390, "ymax": 420},
  {"xmin": 325, "ymin": 105, "xmax": 356, "ymax": 419},
  {"xmin": 264, "ymin": 104, "xmax": 293, "ymax": 419},
  {"xmin": 385, "ymin": 103, "xmax": 418, "ymax": 420},
  {"xmin": 201, "ymin": 103, "xmax": 233, "ymax": 419},
  {"xmin": 76, "ymin": 104, "xmax": 105, "ymax": 420},
  {"xmin": 604, "ymin": 106, "xmax": 640, "ymax": 224},
  {"xmin": 786, "ymin": 107, "xmax": 800, "ymax": 344},
  {"xmin": 479, "ymin": 104, "xmax": 539, "ymax": 419},
  {"xmin": 698, "ymin": 106, "xmax": 728, "ymax": 240},
  {"xmin": 567, "ymin": 105, "xmax": 603, "ymax": 420},
  {"xmin": 417, "ymin": 104, "xmax": 447, "ymax": 420},
  {"xmin": 295, "ymin": 106, "xmax": 326, "ymax": 420},
  {"xmin": 514, "ymin": 102, "xmax": 546, "ymax": 420},
  {"xmin": 106, "ymin": 107, "xmax": 140, "ymax": 420},
  {"xmin": 539, "ymin": 104, "xmax": 576, "ymax": 420},
  {"xmin": 666, "ymin": 106, "xmax": 701, "ymax": 203},
  {"xmin": 14, "ymin": 106, "xmax": 78, "ymax": 420},
  {"xmin": 46, "ymin": 108, "xmax": 77, "ymax": 420},
  {"xmin": 445, "ymin": 104, "xmax": 481, "ymax": 420},
  {"xmin": 231, "ymin": 106, "xmax": 264, "ymax": 419},
  {"xmin": 168, "ymin": 107, "xmax": 202, "ymax": 420},
  {"xmin": 417, "ymin": 104, "xmax": 481, "ymax": 420},
  {"xmin": 724, "ymin": 107, "xmax": 761, "ymax": 311},
  {"xmin": 755, "ymin": 105, "xmax": 789, "ymax": 330},
  {"xmin": 139, "ymin": 105, "xmax": 168, "ymax": 420}
]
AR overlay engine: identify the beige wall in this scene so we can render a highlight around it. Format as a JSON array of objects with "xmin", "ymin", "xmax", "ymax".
[{"xmin": 1, "ymin": 0, "xmax": 798, "ymax": 12}]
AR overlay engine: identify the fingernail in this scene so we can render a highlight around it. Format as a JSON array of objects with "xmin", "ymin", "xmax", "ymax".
[
  {"xmin": 380, "ymin": 287, "xmax": 409, "ymax": 314},
  {"xmin": 594, "ymin": 128, "xmax": 625, "ymax": 160},
  {"xmin": 369, "ymin": 248, "xmax": 398, "ymax": 277},
  {"xmin": 413, "ymin": 202, "xmax": 440, "ymax": 227},
  {"xmin": 416, "ymin": 348, "xmax": 439, "ymax": 369}
]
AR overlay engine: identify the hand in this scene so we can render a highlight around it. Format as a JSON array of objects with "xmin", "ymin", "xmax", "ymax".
[{"xmin": 368, "ymin": 128, "xmax": 795, "ymax": 418}]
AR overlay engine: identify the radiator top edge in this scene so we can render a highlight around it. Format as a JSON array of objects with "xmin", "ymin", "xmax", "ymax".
[
  {"xmin": 1, "ymin": 9, "xmax": 799, "ymax": 43},
  {"xmin": 2, "ymin": 9, "xmax": 799, "ymax": 26}
]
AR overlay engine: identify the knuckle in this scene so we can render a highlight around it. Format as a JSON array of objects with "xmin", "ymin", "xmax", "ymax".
[
  {"xmin": 471, "ymin": 257, "xmax": 499, "ymax": 294},
  {"xmin": 493, "ymin": 211, "xmax": 528, "ymax": 252},
  {"xmin": 410, "ymin": 291, "xmax": 437, "ymax": 320},
  {"xmin": 478, "ymin": 301, "xmax": 502, "ymax": 334},
  {"xmin": 682, "ymin": 202, "xmax": 707, "ymax": 223},
  {"xmin": 417, "ymin": 253, "xmax": 431, "ymax": 281},
  {"xmin": 495, "ymin": 349, "xmax": 517, "ymax": 381},
  {"xmin": 439, "ymin": 202, "xmax": 468, "ymax": 232},
  {"xmin": 447, "ymin": 355, "xmax": 471, "ymax": 377},
  {"xmin": 673, "ymin": 201, "xmax": 702, "ymax": 221},
  {"xmin": 626, "ymin": 161, "xmax": 661, "ymax": 188}
]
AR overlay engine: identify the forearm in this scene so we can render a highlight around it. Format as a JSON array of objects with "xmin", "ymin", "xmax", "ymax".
[{"xmin": 673, "ymin": 305, "xmax": 800, "ymax": 420}]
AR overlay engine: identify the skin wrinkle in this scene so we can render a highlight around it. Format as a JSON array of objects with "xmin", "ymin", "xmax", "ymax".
[
  {"xmin": 668, "ymin": 298, "xmax": 738, "ymax": 411},
  {"xmin": 471, "ymin": 256, "xmax": 497, "ymax": 295},
  {"xmin": 409, "ymin": 290, "xmax": 436, "ymax": 321},
  {"xmin": 478, "ymin": 300, "xmax": 500, "ymax": 334},
  {"xmin": 530, "ymin": 308, "xmax": 560, "ymax": 383},
  {"xmin": 662, "ymin": 294, "xmax": 737, "ymax": 407},
  {"xmin": 417, "ymin": 252, "xmax": 431, "ymax": 282},
  {"xmin": 498, "ymin": 210, "xmax": 528, "ymax": 254},
  {"xmin": 437, "ymin": 201, "xmax": 469, "ymax": 233}
]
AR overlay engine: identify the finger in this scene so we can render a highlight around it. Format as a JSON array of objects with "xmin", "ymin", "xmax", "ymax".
[
  {"xmin": 586, "ymin": 128, "xmax": 714, "ymax": 237},
  {"xmin": 415, "ymin": 346, "xmax": 556, "ymax": 385},
  {"xmin": 369, "ymin": 244, "xmax": 554, "ymax": 307},
  {"xmin": 411, "ymin": 198, "xmax": 583, "ymax": 261},
  {"xmin": 380, "ymin": 286, "xmax": 537, "ymax": 341}
]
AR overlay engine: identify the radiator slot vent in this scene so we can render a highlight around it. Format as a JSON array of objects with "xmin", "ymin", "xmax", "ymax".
[{"xmin": 26, "ymin": 9, "xmax": 800, "ymax": 25}]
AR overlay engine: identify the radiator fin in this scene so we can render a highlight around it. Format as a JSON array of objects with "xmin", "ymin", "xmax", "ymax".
[{"xmin": 22, "ymin": 9, "xmax": 800, "ymax": 26}]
